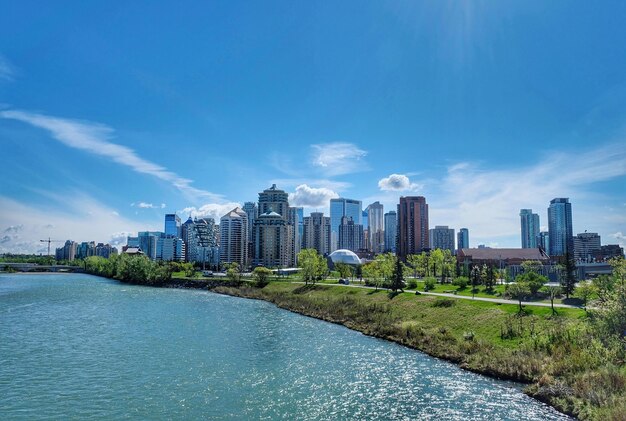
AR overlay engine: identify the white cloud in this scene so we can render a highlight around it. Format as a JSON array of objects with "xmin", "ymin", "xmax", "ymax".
[
  {"xmin": 378, "ymin": 173, "xmax": 422, "ymax": 192},
  {"xmin": 289, "ymin": 184, "xmax": 340, "ymax": 208},
  {"xmin": 132, "ymin": 202, "xmax": 166, "ymax": 209},
  {"xmin": 311, "ymin": 142, "xmax": 368, "ymax": 176},
  {"xmin": 611, "ymin": 232, "xmax": 626, "ymax": 249},
  {"xmin": 426, "ymin": 143, "xmax": 626, "ymax": 247},
  {"xmin": 0, "ymin": 109, "xmax": 222, "ymax": 202},
  {"xmin": 180, "ymin": 202, "xmax": 242, "ymax": 221},
  {"xmin": 0, "ymin": 54, "xmax": 16, "ymax": 81},
  {"xmin": 0, "ymin": 194, "xmax": 156, "ymax": 254},
  {"xmin": 270, "ymin": 178, "xmax": 351, "ymax": 192}
]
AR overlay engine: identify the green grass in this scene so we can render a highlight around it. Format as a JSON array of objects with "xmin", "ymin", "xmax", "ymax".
[{"xmin": 212, "ymin": 281, "xmax": 623, "ymax": 420}]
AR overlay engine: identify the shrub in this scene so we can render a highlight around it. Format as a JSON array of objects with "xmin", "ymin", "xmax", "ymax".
[
  {"xmin": 432, "ymin": 298, "xmax": 456, "ymax": 308},
  {"xmin": 424, "ymin": 277, "xmax": 436, "ymax": 291},
  {"xmin": 407, "ymin": 279, "xmax": 418, "ymax": 289},
  {"xmin": 463, "ymin": 331, "xmax": 475, "ymax": 341},
  {"xmin": 453, "ymin": 276, "xmax": 469, "ymax": 289}
]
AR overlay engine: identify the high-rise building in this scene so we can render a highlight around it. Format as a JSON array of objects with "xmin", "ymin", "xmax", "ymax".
[
  {"xmin": 365, "ymin": 201, "xmax": 384, "ymax": 254},
  {"xmin": 538, "ymin": 231, "xmax": 550, "ymax": 253},
  {"xmin": 548, "ymin": 198, "xmax": 573, "ymax": 257},
  {"xmin": 136, "ymin": 231, "xmax": 162, "ymax": 260},
  {"xmin": 429, "ymin": 226, "xmax": 455, "ymax": 253},
  {"xmin": 288, "ymin": 207, "xmax": 302, "ymax": 262},
  {"xmin": 159, "ymin": 236, "xmax": 185, "ymax": 261},
  {"xmin": 338, "ymin": 216, "xmax": 364, "ymax": 252},
  {"xmin": 164, "ymin": 214, "xmax": 181, "ymax": 238},
  {"xmin": 330, "ymin": 198, "xmax": 362, "ymax": 252},
  {"xmin": 384, "ymin": 211, "xmax": 397, "ymax": 253},
  {"xmin": 75, "ymin": 241, "xmax": 96, "ymax": 259},
  {"xmin": 182, "ymin": 217, "xmax": 219, "ymax": 266},
  {"xmin": 253, "ymin": 185, "xmax": 295, "ymax": 268},
  {"xmin": 95, "ymin": 243, "xmax": 117, "ymax": 259},
  {"xmin": 457, "ymin": 228, "xmax": 469, "ymax": 252},
  {"xmin": 55, "ymin": 240, "xmax": 77, "ymax": 261},
  {"xmin": 520, "ymin": 209, "xmax": 540, "ymax": 249},
  {"xmin": 303, "ymin": 212, "xmax": 331, "ymax": 256},
  {"xmin": 397, "ymin": 196, "xmax": 429, "ymax": 259},
  {"xmin": 220, "ymin": 207, "xmax": 249, "ymax": 268},
  {"xmin": 573, "ymin": 232, "xmax": 601, "ymax": 262},
  {"xmin": 242, "ymin": 202, "xmax": 258, "ymax": 243}
]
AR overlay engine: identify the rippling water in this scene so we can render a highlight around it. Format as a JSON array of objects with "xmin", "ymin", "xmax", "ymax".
[{"xmin": 0, "ymin": 274, "xmax": 569, "ymax": 420}]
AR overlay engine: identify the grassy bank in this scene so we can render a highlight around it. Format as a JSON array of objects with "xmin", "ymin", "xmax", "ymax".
[{"xmin": 213, "ymin": 282, "xmax": 625, "ymax": 420}]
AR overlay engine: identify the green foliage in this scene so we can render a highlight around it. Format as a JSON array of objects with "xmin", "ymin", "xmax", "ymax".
[
  {"xmin": 591, "ymin": 257, "xmax": 626, "ymax": 338},
  {"xmin": 335, "ymin": 262, "xmax": 352, "ymax": 279},
  {"xmin": 521, "ymin": 260, "xmax": 543, "ymax": 274},
  {"xmin": 362, "ymin": 261, "xmax": 383, "ymax": 290},
  {"xmin": 516, "ymin": 271, "xmax": 548, "ymax": 296},
  {"xmin": 507, "ymin": 282, "xmax": 531, "ymax": 313},
  {"xmin": 423, "ymin": 277, "xmax": 436, "ymax": 291},
  {"xmin": 560, "ymin": 252, "xmax": 577, "ymax": 298},
  {"xmin": 452, "ymin": 276, "xmax": 469, "ymax": 289},
  {"xmin": 253, "ymin": 266, "xmax": 272, "ymax": 288},
  {"xmin": 390, "ymin": 257, "xmax": 404, "ymax": 292},
  {"xmin": 84, "ymin": 254, "xmax": 172, "ymax": 286},
  {"xmin": 406, "ymin": 279, "xmax": 417, "ymax": 290},
  {"xmin": 543, "ymin": 285, "xmax": 562, "ymax": 315},
  {"xmin": 298, "ymin": 249, "xmax": 327, "ymax": 285},
  {"xmin": 226, "ymin": 262, "xmax": 241, "ymax": 283}
]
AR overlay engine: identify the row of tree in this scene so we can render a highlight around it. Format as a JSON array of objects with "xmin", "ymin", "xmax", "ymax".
[{"xmin": 83, "ymin": 254, "xmax": 173, "ymax": 285}]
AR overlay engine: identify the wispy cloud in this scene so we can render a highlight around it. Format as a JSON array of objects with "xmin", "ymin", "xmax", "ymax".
[
  {"xmin": 0, "ymin": 109, "xmax": 222, "ymax": 202},
  {"xmin": 180, "ymin": 202, "xmax": 242, "ymax": 221},
  {"xmin": 0, "ymin": 194, "xmax": 156, "ymax": 254},
  {"xmin": 427, "ymin": 143, "xmax": 626, "ymax": 246},
  {"xmin": 0, "ymin": 53, "xmax": 16, "ymax": 81},
  {"xmin": 378, "ymin": 173, "xmax": 422, "ymax": 192},
  {"xmin": 131, "ymin": 202, "xmax": 166, "ymax": 209},
  {"xmin": 311, "ymin": 142, "xmax": 368, "ymax": 176},
  {"xmin": 289, "ymin": 184, "xmax": 339, "ymax": 208}
]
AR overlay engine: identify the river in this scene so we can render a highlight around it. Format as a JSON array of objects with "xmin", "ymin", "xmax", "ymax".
[{"xmin": 0, "ymin": 274, "xmax": 569, "ymax": 420}]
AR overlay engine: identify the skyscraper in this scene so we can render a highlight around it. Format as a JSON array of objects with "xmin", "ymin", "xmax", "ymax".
[
  {"xmin": 302, "ymin": 212, "xmax": 331, "ymax": 255},
  {"xmin": 365, "ymin": 201, "xmax": 384, "ymax": 254},
  {"xmin": 548, "ymin": 198, "xmax": 574, "ymax": 257},
  {"xmin": 338, "ymin": 216, "xmax": 364, "ymax": 252},
  {"xmin": 288, "ymin": 207, "xmax": 302, "ymax": 262},
  {"xmin": 330, "ymin": 198, "xmax": 362, "ymax": 252},
  {"xmin": 520, "ymin": 209, "xmax": 540, "ymax": 248},
  {"xmin": 538, "ymin": 231, "xmax": 550, "ymax": 253},
  {"xmin": 252, "ymin": 185, "xmax": 295, "ymax": 267},
  {"xmin": 242, "ymin": 202, "xmax": 258, "ymax": 243},
  {"xmin": 573, "ymin": 232, "xmax": 601, "ymax": 262},
  {"xmin": 384, "ymin": 211, "xmax": 397, "ymax": 253},
  {"xmin": 397, "ymin": 196, "xmax": 429, "ymax": 259},
  {"xmin": 457, "ymin": 228, "xmax": 469, "ymax": 252},
  {"xmin": 220, "ymin": 207, "xmax": 249, "ymax": 268},
  {"xmin": 429, "ymin": 226, "xmax": 455, "ymax": 253},
  {"xmin": 164, "ymin": 214, "xmax": 181, "ymax": 238},
  {"xmin": 182, "ymin": 217, "xmax": 219, "ymax": 265}
]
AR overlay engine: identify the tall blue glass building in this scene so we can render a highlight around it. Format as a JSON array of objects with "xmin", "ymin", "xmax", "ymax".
[
  {"xmin": 519, "ymin": 209, "xmax": 540, "ymax": 248},
  {"xmin": 330, "ymin": 198, "xmax": 362, "ymax": 251},
  {"xmin": 164, "ymin": 214, "xmax": 181, "ymax": 238},
  {"xmin": 548, "ymin": 198, "xmax": 573, "ymax": 257}
]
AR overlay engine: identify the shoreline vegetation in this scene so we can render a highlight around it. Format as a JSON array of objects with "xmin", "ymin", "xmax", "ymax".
[{"xmin": 28, "ymin": 253, "xmax": 626, "ymax": 420}]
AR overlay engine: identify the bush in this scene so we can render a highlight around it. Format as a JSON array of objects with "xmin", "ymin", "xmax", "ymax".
[
  {"xmin": 432, "ymin": 298, "xmax": 456, "ymax": 308},
  {"xmin": 407, "ymin": 279, "xmax": 417, "ymax": 289},
  {"xmin": 424, "ymin": 277, "xmax": 436, "ymax": 291},
  {"xmin": 453, "ymin": 276, "xmax": 469, "ymax": 289}
]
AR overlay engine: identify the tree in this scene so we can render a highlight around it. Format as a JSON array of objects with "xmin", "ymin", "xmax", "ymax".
[
  {"xmin": 355, "ymin": 264, "xmax": 363, "ymax": 282},
  {"xmin": 470, "ymin": 265, "xmax": 480, "ymax": 297},
  {"xmin": 560, "ymin": 252, "xmax": 577, "ymax": 298},
  {"xmin": 390, "ymin": 257, "xmax": 405, "ymax": 292},
  {"xmin": 521, "ymin": 260, "xmax": 543, "ymax": 274},
  {"xmin": 484, "ymin": 264, "xmax": 496, "ymax": 292},
  {"xmin": 441, "ymin": 249, "xmax": 455, "ymax": 284},
  {"xmin": 507, "ymin": 282, "xmax": 530, "ymax": 314},
  {"xmin": 181, "ymin": 262, "xmax": 195, "ymax": 278},
  {"xmin": 253, "ymin": 266, "xmax": 272, "ymax": 288},
  {"xmin": 375, "ymin": 253, "xmax": 395, "ymax": 286},
  {"xmin": 543, "ymin": 285, "xmax": 561, "ymax": 315},
  {"xmin": 298, "ymin": 249, "xmax": 319, "ymax": 285},
  {"xmin": 406, "ymin": 254, "xmax": 420, "ymax": 278},
  {"xmin": 430, "ymin": 249, "xmax": 444, "ymax": 282},
  {"xmin": 362, "ymin": 261, "xmax": 382, "ymax": 290},
  {"xmin": 416, "ymin": 252, "xmax": 429, "ymax": 277},
  {"xmin": 515, "ymin": 271, "xmax": 547, "ymax": 296},
  {"xmin": 226, "ymin": 262, "xmax": 241, "ymax": 283},
  {"xmin": 314, "ymin": 253, "xmax": 328, "ymax": 283},
  {"xmin": 593, "ymin": 275, "xmax": 614, "ymax": 304},
  {"xmin": 575, "ymin": 281, "xmax": 596, "ymax": 312},
  {"xmin": 335, "ymin": 262, "xmax": 352, "ymax": 280}
]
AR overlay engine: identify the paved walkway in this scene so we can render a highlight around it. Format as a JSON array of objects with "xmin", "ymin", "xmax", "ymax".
[{"xmin": 291, "ymin": 281, "xmax": 581, "ymax": 309}]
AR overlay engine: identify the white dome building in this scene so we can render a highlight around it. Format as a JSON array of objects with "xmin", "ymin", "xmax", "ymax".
[{"xmin": 328, "ymin": 249, "xmax": 362, "ymax": 266}]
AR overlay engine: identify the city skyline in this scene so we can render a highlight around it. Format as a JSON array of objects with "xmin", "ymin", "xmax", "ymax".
[{"xmin": 1, "ymin": 2, "xmax": 625, "ymax": 254}]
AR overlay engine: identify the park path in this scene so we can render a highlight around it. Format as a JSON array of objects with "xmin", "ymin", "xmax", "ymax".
[{"xmin": 290, "ymin": 281, "xmax": 581, "ymax": 309}]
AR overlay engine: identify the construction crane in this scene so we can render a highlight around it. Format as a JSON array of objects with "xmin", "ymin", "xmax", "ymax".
[{"xmin": 40, "ymin": 238, "xmax": 64, "ymax": 257}]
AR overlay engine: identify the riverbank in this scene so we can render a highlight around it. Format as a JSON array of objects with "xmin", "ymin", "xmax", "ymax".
[{"xmin": 209, "ymin": 282, "xmax": 624, "ymax": 421}]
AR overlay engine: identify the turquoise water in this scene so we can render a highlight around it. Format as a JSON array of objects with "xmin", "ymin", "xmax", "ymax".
[{"xmin": 0, "ymin": 274, "xmax": 569, "ymax": 420}]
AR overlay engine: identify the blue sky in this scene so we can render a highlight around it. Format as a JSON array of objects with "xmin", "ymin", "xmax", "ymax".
[{"xmin": 1, "ymin": 0, "xmax": 625, "ymax": 253}]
